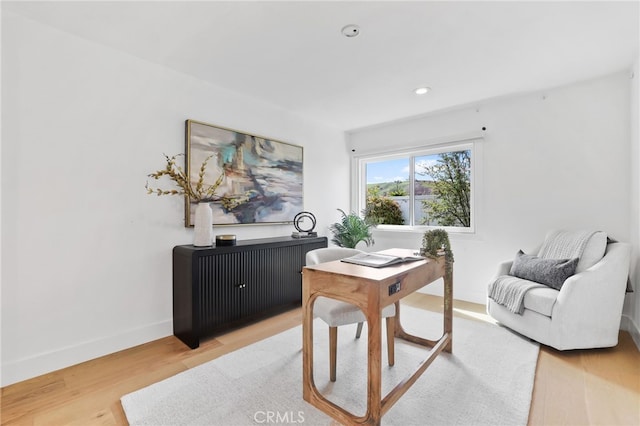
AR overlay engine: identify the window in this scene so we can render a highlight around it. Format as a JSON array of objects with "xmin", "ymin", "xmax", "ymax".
[{"xmin": 354, "ymin": 141, "xmax": 476, "ymax": 232}]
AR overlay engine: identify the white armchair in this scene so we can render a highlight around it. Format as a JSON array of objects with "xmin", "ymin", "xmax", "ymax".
[
  {"xmin": 306, "ymin": 247, "xmax": 396, "ymax": 381},
  {"xmin": 487, "ymin": 234, "xmax": 631, "ymax": 351}
]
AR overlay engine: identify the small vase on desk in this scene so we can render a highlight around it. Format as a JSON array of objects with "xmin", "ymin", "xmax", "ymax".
[{"xmin": 193, "ymin": 202, "xmax": 213, "ymax": 247}]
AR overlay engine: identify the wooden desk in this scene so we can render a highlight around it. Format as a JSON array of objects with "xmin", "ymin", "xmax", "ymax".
[{"xmin": 302, "ymin": 248, "xmax": 452, "ymax": 425}]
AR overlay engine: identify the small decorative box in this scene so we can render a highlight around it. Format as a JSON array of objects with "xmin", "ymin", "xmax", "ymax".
[{"xmin": 215, "ymin": 234, "xmax": 237, "ymax": 246}]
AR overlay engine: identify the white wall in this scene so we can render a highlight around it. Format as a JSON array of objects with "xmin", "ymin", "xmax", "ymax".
[
  {"xmin": 348, "ymin": 72, "xmax": 632, "ymax": 305},
  {"xmin": 625, "ymin": 58, "xmax": 640, "ymax": 346},
  {"xmin": 0, "ymin": 12, "xmax": 350, "ymax": 386}
]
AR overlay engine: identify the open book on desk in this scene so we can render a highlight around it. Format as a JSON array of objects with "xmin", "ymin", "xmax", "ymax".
[{"xmin": 340, "ymin": 252, "xmax": 424, "ymax": 268}]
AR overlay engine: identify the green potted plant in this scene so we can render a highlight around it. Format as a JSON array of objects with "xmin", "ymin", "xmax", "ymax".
[
  {"xmin": 329, "ymin": 209, "xmax": 376, "ymax": 249},
  {"xmin": 421, "ymin": 229, "xmax": 454, "ymax": 272}
]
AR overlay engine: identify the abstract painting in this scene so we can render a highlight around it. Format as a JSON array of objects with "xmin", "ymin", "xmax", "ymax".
[{"xmin": 185, "ymin": 119, "xmax": 303, "ymax": 226}]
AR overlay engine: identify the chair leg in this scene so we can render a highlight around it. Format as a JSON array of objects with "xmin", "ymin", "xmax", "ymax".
[
  {"xmin": 333, "ymin": 319, "xmax": 392, "ymax": 382},
  {"xmin": 329, "ymin": 326, "xmax": 337, "ymax": 382},
  {"xmin": 386, "ymin": 316, "xmax": 395, "ymax": 366},
  {"xmin": 355, "ymin": 322, "xmax": 364, "ymax": 339}
]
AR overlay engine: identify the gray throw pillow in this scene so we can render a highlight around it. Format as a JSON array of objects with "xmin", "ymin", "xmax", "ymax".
[{"xmin": 510, "ymin": 250, "xmax": 579, "ymax": 290}]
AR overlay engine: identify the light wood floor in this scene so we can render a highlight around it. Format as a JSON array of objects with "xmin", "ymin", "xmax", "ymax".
[{"xmin": 2, "ymin": 293, "xmax": 639, "ymax": 425}]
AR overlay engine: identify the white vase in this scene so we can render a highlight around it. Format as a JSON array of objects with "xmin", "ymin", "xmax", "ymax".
[{"xmin": 193, "ymin": 202, "xmax": 213, "ymax": 247}]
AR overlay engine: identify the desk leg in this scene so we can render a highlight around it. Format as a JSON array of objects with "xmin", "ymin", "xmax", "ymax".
[
  {"xmin": 443, "ymin": 269, "xmax": 453, "ymax": 353},
  {"xmin": 302, "ymin": 287, "xmax": 315, "ymax": 402},
  {"xmin": 302, "ymin": 287, "xmax": 384, "ymax": 424},
  {"xmin": 393, "ymin": 267, "xmax": 453, "ymax": 353},
  {"xmin": 366, "ymin": 305, "xmax": 382, "ymax": 425}
]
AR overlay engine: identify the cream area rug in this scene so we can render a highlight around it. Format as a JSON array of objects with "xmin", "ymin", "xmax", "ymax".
[{"xmin": 121, "ymin": 305, "xmax": 539, "ymax": 425}]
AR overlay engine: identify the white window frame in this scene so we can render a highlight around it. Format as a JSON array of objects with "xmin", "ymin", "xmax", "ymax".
[{"xmin": 351, "ymin": 139, "xmax": 479, "ymax": 234}]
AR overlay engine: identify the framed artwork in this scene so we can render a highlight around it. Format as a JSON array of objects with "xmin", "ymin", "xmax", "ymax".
[{"xmin": 185, "ymin": 119, "xmax": 303, "ymax": 226}]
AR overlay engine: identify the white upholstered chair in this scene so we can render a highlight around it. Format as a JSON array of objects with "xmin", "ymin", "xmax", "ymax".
[
  {"xmin": 487, "ymin": 231, "xmax": 631, "ymax": 350},
  {"xmin": 306, "ymin": 247, "xmax": 396, "ymax": 381}
]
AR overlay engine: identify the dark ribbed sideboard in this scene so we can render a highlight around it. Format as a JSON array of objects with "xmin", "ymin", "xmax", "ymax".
[{"xmin": 173, "ymin": 236, "xmax": 328, "ymax": 348}]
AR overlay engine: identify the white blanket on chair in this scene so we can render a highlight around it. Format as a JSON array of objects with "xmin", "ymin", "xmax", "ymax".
[
  {"xmin": 488, "ymin": 275, "xmax": 546, "ymax": 314},
  {"xmin": 537, "ymin": 230, "xmax": 598, "ymax": 260}
]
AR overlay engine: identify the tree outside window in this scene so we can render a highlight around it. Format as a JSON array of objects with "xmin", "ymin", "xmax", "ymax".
[
  {"xmin": 359, "ymin": 143, "xmax": 474, "ymax": 230},
  {"xmin": 416, "ymin": 150, "xmax": 471, "ymax": 227}
]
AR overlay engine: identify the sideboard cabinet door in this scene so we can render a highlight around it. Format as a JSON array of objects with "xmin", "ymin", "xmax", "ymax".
[{"xmin": 198, "ymin": 251, "xmax": 244, "ymax": 332}]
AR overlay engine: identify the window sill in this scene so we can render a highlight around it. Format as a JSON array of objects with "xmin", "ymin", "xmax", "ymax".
[{"xmin": 372, "ymin": 224, "xmax": 476, "ymax": 236}]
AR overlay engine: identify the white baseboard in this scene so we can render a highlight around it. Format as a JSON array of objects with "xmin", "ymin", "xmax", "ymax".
[
  {"xmin": 1, "ymin": 319, "xmax": 172, "ymax": 387},
  {"xmin": 621, "ymin": 314, "xmax": 640, "ymax": 351}
]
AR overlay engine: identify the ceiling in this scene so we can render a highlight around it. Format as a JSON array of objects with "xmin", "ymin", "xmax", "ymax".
[{"xmin": 4, "ymin": 1, "xmax": 639, "ymax": 131}]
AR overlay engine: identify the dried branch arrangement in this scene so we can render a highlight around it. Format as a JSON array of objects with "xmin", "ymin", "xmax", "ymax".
[{"xmin": 145, "ymin": 153, "xmax": 248, "ymax": 209}]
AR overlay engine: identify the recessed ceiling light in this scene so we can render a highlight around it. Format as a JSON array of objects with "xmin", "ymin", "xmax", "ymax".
[{"xmin": 414, "ymin": 87, "xmax": 431, "ymax": 95}]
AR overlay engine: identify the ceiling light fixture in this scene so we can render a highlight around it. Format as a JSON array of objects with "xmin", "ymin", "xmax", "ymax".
[
  {"xmin": 414, "ymin": 87, "xmax": 431, "ymax": 95},
  {"xmin": 341, "ymin": 24, "xmax": 360, "ymax": 38}
]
